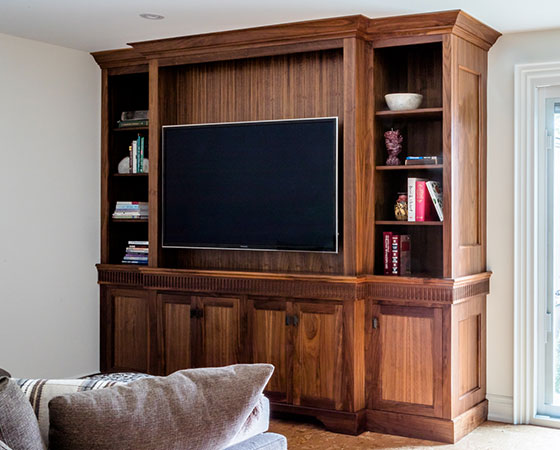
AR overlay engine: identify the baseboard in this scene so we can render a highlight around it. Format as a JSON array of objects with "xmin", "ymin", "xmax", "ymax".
[{"xmin": 486, "ymin": 394, "xmax": 513, "ymax": 423}]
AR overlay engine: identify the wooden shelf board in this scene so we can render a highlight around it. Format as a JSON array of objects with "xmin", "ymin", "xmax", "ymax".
[
  {"xmin": 113, "ymin": 173, "xmax": 149, "ymax": 177},
  {"xmin": 375, "ymin": 107, "xmax": 443, "ymax": 119},
  {"xmin": 376, "ymin": 164, "xmax": 443, "ymax": 170},
  {"xmin": 111, "ymin": 218, "xmax": 148, "ymax": 223},
  {"xmin": 375, "ymin": 220, "xmax": 443, "ymax": 226},
  {"xmin": 112, "ymin": 126, "xmax": 149, "ymax": 132}
]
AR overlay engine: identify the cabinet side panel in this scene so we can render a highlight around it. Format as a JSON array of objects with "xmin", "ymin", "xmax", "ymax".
[{"xmin": 450, "ymin": 36, "xmax": 488, "ymax": 276}]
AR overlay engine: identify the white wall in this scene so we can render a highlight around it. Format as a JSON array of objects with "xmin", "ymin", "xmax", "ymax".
[
  {"xmin": 487, "ymin": 28, "xmax": 560, "ymax": 420},
  {"xmin": 0, "ymin": 33, "xmax": 100, "ymax": 378}
]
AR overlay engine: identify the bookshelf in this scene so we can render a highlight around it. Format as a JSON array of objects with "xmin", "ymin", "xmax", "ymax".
[
  {"xmin": 103, "ymin": 71, "xmax": 149, "ymax": 265},
  {"xmin": 93, "ymin": 11, "xmax": 499, "ymax": 444}
]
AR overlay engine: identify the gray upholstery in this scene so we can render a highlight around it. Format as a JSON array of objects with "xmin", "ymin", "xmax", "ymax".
[{"xmin": 226, "ymin": 432, "xmax": 287, "ymax": 450}]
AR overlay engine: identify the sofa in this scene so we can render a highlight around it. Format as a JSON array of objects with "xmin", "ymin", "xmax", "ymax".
[{"xmin": 0, "ymin": 365, "xmax": 287, "ymax": 450}]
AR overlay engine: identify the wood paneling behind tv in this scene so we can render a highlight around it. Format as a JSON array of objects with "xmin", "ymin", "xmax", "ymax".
[{"xmin": 92, "ymin": 10, "xmax": 500, "ymax": 443}]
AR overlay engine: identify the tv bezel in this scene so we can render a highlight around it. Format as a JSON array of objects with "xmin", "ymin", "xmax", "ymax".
[{"xmin": 161, "ymin": 117, "xmax": 339, "ymax": 254}]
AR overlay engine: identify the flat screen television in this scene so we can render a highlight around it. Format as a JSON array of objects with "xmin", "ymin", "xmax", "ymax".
[{"xmin": 161, "ymin": 117, "xmax": 338, "ymax": 252}]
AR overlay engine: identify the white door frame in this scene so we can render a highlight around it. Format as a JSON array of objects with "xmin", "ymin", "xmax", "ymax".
[{"xmin": 514, "ymin": 61, "xmax": 560, "ymax": 427}]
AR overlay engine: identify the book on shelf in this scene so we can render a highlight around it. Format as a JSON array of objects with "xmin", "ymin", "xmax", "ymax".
[
  {"xmin": 426, "ymin": 181, "xmax": 444, "ymax": 221},
  {"xmin": 415, "ymin": 180, "xmax": 438, "ymax": 221},
  {"xmin": 407, "ymin": 177, "xmax": 426, "ymax": 221},
  {"xmin": 117, "ymin": 110, "xmax": 149, "ymax": 128},
  {"xmin": 127, "ymin": 135, "xmax": 147, "ymax": 173},
  {"xmin": 404, "ymin": 156, "xmax": 442, "ymax": 165},
  {"xmin": 112, "ymin": 201, "xmax": 148, "ymax": 219},
  {"xmin": 122, "ymin": 240, "xmax": 148, "ymax": 265},
  {"xmin": 386, "ymin": 234, "xmax": 411, "ymax": 276}
]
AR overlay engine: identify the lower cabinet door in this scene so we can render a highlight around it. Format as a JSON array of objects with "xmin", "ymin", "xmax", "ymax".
[
  {"xmin": 105, "ymin": 288, "xmax": 149, "ymax": 373},
  {"xmin": 248, "ymin": 299, "xmax": 291, "ymax": 403},
  {"xmin": 369, "ymin": 303, "xmax": 443, "ymax": 417},
  {"xmin": 292, "ymin": 301, "xmax": 344, "ymax": 410},
  {"xmin": 197, "ymin": 296, "xmax": 241, "ymax": 367},
  {"xmin": 160, "ymin": 294, "xmax": 195, "ymax": 375}
]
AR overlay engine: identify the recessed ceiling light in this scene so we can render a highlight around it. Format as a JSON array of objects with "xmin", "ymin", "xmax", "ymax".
[{"xmin": 140, "ymin": 13, "xmax": 165, "ymax": 20}]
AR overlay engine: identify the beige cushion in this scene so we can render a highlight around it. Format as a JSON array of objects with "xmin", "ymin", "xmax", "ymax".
[
  {"xmin": 13, "ymin": 377, "xmax": 127, "ymax": 446},
  {"xmin": 0, "ymin": 377, "xmax": 45, "ymax": 450},
  {"xmin": 228, "ymin": 395, "xmax": 270, "ymax": 447},
  {"xmin": 49, "ymin": 364, "xmax": 273, "ymax": 450}
]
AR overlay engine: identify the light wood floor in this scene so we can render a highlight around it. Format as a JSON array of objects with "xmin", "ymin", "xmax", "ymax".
[{"xmin": 269, "ymin": 418, "xmax": 560, "ymax": 449}]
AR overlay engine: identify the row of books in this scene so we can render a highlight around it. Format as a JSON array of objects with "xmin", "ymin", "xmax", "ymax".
[
  {"xmin": 112, "ymin": 201, "xmax": 148, "ymax": 219},
  {"xmin": 407, "ymin": 178, "xmax": 443, "ymax": 221},
  {"xmin": 383, "ymin": 233, "xmax": 411, "ymax": 276},
  {"xmin": 122, "ymin": 240, "xmax": 148, "ymax": 265},
  {"xmin": 117, "ymin": 110, "xmax": 149, "ymax": 128},
  {"xmin": 128, "ymin": 135, "xmax": 147, "ymax": 173},
  {"xmin": 404, "ymin": 156, "xmax": 441, "ymax": 166}
]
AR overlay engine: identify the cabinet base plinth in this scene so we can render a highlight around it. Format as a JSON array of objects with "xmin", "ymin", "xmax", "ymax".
[
  {"xmin": 366, "ymin": 400, "xmax": 488, "ymax": 443},
  {"xmin": 271, "ymin": 402, "xmax": 367, "ymax": 435}
]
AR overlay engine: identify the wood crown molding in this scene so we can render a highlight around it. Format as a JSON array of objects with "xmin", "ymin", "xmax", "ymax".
[
  {"xmin": 96, "ymin": 264, "xmax": 490, "ymax": 304},
  {"xmin": 90, "ymin": 10, "xmax": 500, "ymax": 68}
]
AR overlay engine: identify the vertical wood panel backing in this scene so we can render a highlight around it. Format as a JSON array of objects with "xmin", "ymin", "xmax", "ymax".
[
  {"xmin": 113, "ymin": 292, "xmax": 148, "ymax": 372},
  {"xmin": 100, "ymin": 70, "xmax": 110, "ymax": 263},
  {"xmin": 343, "ymin": 38, "xmax": 375, "ymax": 275},
  {"xmin": 449, "ymin": 35, "xmax": 488, "ymax": 277},
  {"xmin": 148, "ymin": 60, "xmax": 160, "ymax": 267},
  {"xmin": 158, "ymin": 49, "xmax": 346, "ymax": 274},
  {"xmin": 442, "ymin": 36, "xmax": 453, "ymax": 278},
  {"xmin": 164, "ymin": 302, "xmax": 192, "ymax": 374}
]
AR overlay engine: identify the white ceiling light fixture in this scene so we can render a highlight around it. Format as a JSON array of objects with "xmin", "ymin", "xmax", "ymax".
[{"xmin": 139, "ymin": 13, "xmax": 165, "ymax": 20}]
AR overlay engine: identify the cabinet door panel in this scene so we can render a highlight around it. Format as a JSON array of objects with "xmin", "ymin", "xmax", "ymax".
[
  {"xmin": 160, "ymin": 294, "xmax": 195, "ymax": 375},
  {"xmin": 197, "ymin": 297, "xmax": 241, "ymax": 367},
  {"xmin": 370, "ymin": 304, "xmax": 443, "ymax": 417},
  {"xmin": 110, "ymin": 289, "xmax": 148, "ymax": 372},
  {"xmin": 249, "ymin": 299, "xmax": 290, "ymax": 403},
  {"xmin": 293, "ymin": 302, "xmax": 344, "ymax": 410}
]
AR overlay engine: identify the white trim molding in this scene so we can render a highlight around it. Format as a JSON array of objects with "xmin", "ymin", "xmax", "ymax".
[
  {"xmin": 514, "ymin": 61, "xmax": 560, "ymax": 426},
  {"xmin": 487, "ymin": 394, "xmax": 514, "ymax": 423}
]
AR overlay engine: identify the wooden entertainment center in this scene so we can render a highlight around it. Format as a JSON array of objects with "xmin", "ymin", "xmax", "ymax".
[{"xmin": 92, "ymin": 10, "xmax": 500, "ymax": 443}]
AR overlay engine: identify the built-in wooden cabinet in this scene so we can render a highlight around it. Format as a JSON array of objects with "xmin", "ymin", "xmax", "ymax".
[
  {"xmin": 102, "ymin": 288, "xmax": 149, "ymax": 373},
  {"xmin": 368, "ymin": 304, "xmax": 443, "ymax": 417},
  {"xmin": 94, "ymin": 10, "xmax": 499, "ymax": 444}
]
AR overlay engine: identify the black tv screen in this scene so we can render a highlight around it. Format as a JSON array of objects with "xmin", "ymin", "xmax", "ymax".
[{"xmin": 162, "ymin": 117, "xmax": 338, "ymax": 252}]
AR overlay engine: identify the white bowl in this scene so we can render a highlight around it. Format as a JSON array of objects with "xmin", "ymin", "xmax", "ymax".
[{"xmin": 384, "ymin": 93, "xmax": 423, "ymax": 111}]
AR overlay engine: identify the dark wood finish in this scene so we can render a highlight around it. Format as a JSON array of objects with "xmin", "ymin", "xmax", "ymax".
[
  {"xmin": 375, "ymin": 107, "xmax": 443, "ymax": 119},
  {"xmin": 159, "ymin": 294, "xmax": 195, "ymax": 374},
  {"xmin": 376, "ymin": 164, "xmax": 443, "ymax": 170},
  {"xmin": 248, "ymin": 299, "xmax": 291, "ymax": 403},
  {"xmin": 365, "ymin": 399, "xmax": 487, "ymax": 444},
  {"xmin": 292, "ymin": 301, "xmax": 344, "ymax": 410},
  {"xmin": 368, "ymin": 304, "xmax": 443, "ymax": 417},
  {"xmin": 107, "ymin": 288, "xmax": 149, "ymax": 372},
  {"xmin": 93, "ymin": 11, "xmax": 498, "ymax": 443}
]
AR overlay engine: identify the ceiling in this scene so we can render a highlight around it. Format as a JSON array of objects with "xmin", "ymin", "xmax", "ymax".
[{"xmin": 0, "ymin": 0, "xmax": 558, "ymax": 52}]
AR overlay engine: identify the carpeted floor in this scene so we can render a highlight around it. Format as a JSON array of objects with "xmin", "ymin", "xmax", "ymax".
[{"xmin": 269, "ymin": 418, "xmax": 560, "ymax": 449}]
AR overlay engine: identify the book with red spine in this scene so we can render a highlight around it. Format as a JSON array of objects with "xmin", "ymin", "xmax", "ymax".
[
  {"xmin": 391, "ymin": 234, "xmax": 400, "ymax": 275},
  {"xmin": 383, "ymin": 232, "xmax": 393, "ymax": 275},
  {"xmin": 399, "ymin": 235, "xmax": 411, "ymax": 276},
  {"xmin": 415, "ymin": 180, "xmax": 437, "ymax": 221}
]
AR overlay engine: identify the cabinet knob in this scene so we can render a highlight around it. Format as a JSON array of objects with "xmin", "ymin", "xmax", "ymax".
[{"xmin": 372, "ymin": 317, "xmax": 379, "ymax": 329}]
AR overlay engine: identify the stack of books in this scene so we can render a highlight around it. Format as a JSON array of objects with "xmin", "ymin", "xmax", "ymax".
[
  {"xmin": 404, "ymin": 156, "xmax": 442, "ymax": 165},
  {"xmin": 407, "ymin": 178, "xmax": 443, "ymax": 221},
  {"xmin": 122, "ymin": 241, "xmax": 148, "ymax": 265},
  {"xmin": 117, "ymin": 110, "xmax": 149, "ymax": 128},
  {"xmin": 383, "ymin": 233, "xmax": 411, "ymax": 276},
  {"xmin": 128, "ymin": 134, "xmax": 147, "ymax": 173},
  {"xmin": 112, "ymin": 201, "xmax": 148, "ymax": 220}
]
